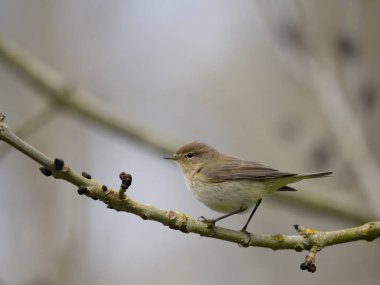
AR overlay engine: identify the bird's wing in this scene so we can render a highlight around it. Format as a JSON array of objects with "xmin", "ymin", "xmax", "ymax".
[{"xmin": 201, "ymin": 156, "xmax": 296, "ymax": 182}]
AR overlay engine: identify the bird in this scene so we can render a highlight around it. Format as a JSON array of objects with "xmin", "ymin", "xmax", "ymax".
[{"xmin": 165, "ymin": 141, "xmax": 332, "ymax": 232}]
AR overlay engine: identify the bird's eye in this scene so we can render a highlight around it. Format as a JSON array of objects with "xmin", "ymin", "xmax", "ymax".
[{"xmin": 185, "ymin": 153, "xmax": 194, "ymax": 159}]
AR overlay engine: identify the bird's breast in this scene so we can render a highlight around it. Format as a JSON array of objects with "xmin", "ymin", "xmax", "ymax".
[{"xmin": 187, "ymin": 178, "xmax": 268, "ymax": 214}]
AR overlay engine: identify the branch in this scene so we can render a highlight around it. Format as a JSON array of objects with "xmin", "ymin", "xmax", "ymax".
[
  {"xmin": 309, "ymin": 63, "xmax": 380, "ymax": 216},
  {"xmin": 0, "ymin": 100, "xmax": 58, "ymax": 159},
  {"xmin": 295, "ymin": 2, "xmax": 380, "ymax": 215},
  {"xmin": 0, "ymin": 37, "xmax": 178, "ymax": 155},
  {"xmin": 1, "ymin": 113, "xmax": 379, "ymax": 273},
  {"xmin": 272, "ymin": 191, "xmax": 372, "ymax": 225},
  {"xmin": 253, "ymin": 4, "xmax": 380, "ymax": 216},
  {"xmin": 0, "ymin": 36, "xmax": 376, "ymax": 225}
]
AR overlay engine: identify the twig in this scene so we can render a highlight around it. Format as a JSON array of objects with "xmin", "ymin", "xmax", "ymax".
[
  {"xmin": 0, "ymin": 36, "xmax": 376, "ymax": 224},
  {"xmin": 1, "ymin": 113, "xmax": 379, "ymax": 272},
  {"xmin": 0, "ymin": 100, "xmax": 58, "ymax": 159},
  {"xmin": 118, "ymin": 171, "xmax": 132, "ymax": 199}
]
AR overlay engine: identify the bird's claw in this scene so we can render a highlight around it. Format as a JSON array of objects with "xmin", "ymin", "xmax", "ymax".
[
  {"xmin": 238, "ymin": 229, "xmax": 252, "ymax": 248},
  {"xmin": 198, "ymin": 216, "xmax": 216, "ymax": 229}
]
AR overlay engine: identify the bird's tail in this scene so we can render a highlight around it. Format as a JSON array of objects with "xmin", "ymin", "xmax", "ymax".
[
  {"xmin": 297, "ymin": 171, "xmax": 333, "ymax": 179},
  {"xmin": 271, "ymin": 171, "xmax": 333, "ymax": 192}
]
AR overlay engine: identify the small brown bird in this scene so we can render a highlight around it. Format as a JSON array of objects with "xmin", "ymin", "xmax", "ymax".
[{"xmin": 165, "ymin": 142, "xmax": 332, "ymax": 231}]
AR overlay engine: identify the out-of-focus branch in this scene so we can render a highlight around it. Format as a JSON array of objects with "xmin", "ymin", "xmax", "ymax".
[
  {"xmin": 0, "ymin": 36, "xmax": 377, "ymax": 224},
  {"xmin": 1, "ymin": 113, "xmax": 379, "ymax": 273},
  {"xmin": 253, "ymin": 3, "xmax": 380, "ymax": 217},
  {"xmin": 272, "ymin": 191, "xmax": 372, "ymax": 225},
  {"xmin": 0, "ymin": 37, "xmax": 178, "ymax": 155},
  {"xmin": 297, "ymin": 2, "xmax": 380, "ymax": 216},
  {"xmin": 308, "ymin": 62, "xmax": 380, "ymax": 216}
]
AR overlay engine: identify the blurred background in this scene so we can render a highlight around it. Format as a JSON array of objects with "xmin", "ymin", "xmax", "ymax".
[{"xmin": 1, "ymin": 1, "xmax": 380, "ymax": 284}]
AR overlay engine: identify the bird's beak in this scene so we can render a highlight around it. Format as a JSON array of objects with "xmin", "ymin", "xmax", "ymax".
[{"xmin": 164, "ymin": 154, "xmax": 178, "ymax": 160}]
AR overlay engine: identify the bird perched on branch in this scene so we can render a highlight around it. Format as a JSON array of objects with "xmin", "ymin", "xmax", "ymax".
[{"xmin": 165, "ymin": 142, "xmax": 332, "ymax": 232}]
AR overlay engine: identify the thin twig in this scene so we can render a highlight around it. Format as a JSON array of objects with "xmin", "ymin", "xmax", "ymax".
[
  {"xmin": 0, "ymin": 100, "xmax": 58, "ymax": 159},
  {"xmin": 0, "ymin": 113, "xmax": 379, "ymax": 257}
]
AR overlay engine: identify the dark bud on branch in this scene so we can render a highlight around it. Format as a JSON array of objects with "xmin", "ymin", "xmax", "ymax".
[
  {"xmin": 39, "ymin": 167, "xmax": 52, "ymax": 177},
  {"xmin": 300, "ymin": 262, "xmax": 309, "ymax": 271},
  {"xmin": 119, "ymin": 172, "xmax": 127, "ymax": 180},
  {"xmin": 54, "ymin": 158, "xmax": 65, "ymax": 170},
  {"xmin": 119, "ymin": 172, "xmax": 132, "ymax": 188},
  {"xmin": 77, "ymin": 187, "xmax": 88, "ymax": 195},
  {"xmin": 308, "ymin": 264, "xmax": 316, "ymax": 273},
  {"xmin": 300, "ymin": 261, "xmax": 316, "ymax": 273},
  {"xmin": 81, "ymin": 171, "xmax": 92, "ymax": 179},
  {"xmin": 118, "ymin": 172, "xmax": 132, "ymax": 199}
]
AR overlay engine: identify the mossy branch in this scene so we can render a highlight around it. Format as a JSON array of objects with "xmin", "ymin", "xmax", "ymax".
[{"xmin": 1, "ymin": 113, "xmax": 379, "ymax": 273}]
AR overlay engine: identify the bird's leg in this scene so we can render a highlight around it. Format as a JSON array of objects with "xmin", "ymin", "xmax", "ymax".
[
  {"xmin": 238, "ymin": 199, "xmax": 263, "ymax": 247},
  {"xmin": 198, "ymin": 207, "xmax": 247, "ymax": 229},
  {"xmin": 240, "ymin": 198, "xmax": 262, "ymax": 232}
]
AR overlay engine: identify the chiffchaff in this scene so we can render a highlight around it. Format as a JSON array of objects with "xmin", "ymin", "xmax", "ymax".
[{"xmin": 165, "ymin": 142, "xmax": 332, "ymax": 231}]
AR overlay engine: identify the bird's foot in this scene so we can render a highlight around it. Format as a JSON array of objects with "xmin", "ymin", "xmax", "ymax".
[
  {"xmin": 198, "ymin": 216, "xmax": 216, "ymax": 229},
  {"xmin": 238, "ymin": 228, "xmax": 252, "ymax": 248}
]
